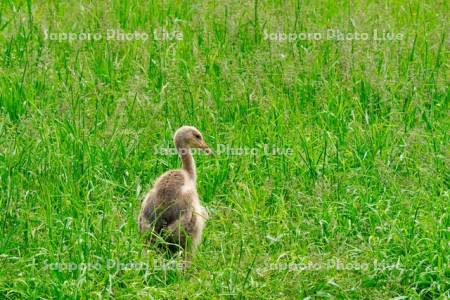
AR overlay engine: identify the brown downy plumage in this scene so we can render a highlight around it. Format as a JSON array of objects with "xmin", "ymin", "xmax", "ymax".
[{"xmin": 138, "ymin": 126, "xmax": 211, "ymax": 258}]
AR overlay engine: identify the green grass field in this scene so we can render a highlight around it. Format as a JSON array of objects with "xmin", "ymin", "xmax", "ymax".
[{"xmin": 0, "ymin": 0, "xmax": 449, "ymax": 298}]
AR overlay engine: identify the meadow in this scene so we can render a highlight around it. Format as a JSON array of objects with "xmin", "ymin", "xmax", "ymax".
[{"xmin": 0, "ymin": 0, "xmax": 449, "ymax": 298}]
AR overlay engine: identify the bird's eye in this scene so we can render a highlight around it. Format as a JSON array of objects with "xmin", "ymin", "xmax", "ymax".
[{"xmin": 194, "ymin": 134, "xmax": 201, "ymax": 139}]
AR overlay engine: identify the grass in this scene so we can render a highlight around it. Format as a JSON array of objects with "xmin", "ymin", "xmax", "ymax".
[{"xmin": 0, "ymin": 0, "xmax": 449, "ymax": 298}]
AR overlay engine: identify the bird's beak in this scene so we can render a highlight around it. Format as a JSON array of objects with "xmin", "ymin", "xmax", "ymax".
[{"xmin": 200, "ymin": 142, "xmax": 212, "ymax": 155}]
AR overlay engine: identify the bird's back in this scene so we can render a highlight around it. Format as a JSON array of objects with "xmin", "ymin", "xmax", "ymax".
[
  {"xmin": 154, "ymin": 170, "xmax": 185, "ymax": 203},
  {"xmin": 138, "ymin": 169, "xmax": 192, "ymax": 236}
]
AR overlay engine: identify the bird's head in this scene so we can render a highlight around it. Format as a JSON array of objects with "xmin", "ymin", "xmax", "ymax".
[{"xmin": 174, "ymin": 126, "xmax": 212, "ymax": 155}]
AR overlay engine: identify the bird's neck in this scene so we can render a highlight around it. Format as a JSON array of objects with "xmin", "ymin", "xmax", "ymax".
[{"xmin": 177, "ymin": 144, "xmax": 196, "ymax": 180}]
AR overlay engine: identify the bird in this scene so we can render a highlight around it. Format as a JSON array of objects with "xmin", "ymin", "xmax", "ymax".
[{"xmin": 138, "ymin": 126, "xmax": 211, "ymax": 258}]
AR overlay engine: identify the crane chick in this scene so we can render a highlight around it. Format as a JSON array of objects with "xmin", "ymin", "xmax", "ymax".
[{"xmin": 138, "ymin": 126, "xmax": 211, "ymax": 258}]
